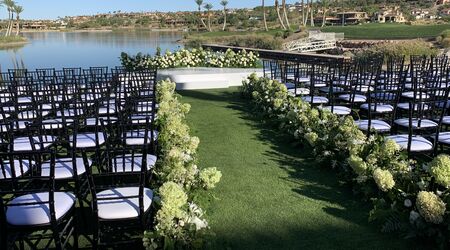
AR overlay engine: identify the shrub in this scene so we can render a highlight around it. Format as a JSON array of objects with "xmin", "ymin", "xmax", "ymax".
[
  {"xmin": 430, "ymin": 154, "xmax": 450, "ymax": 188},
  {"xmin": 355, "ymin": 40, "xmax": 438, "ymax": 61},
  {"xmin": 142, "ymin": 79, "xmax": 222, "ymax": 249},
  {"xmin": 372, "ymin": 168, "xmax": 395, "ymax": 192},
  {"xmin": 226, "ymin": 35, "xmax": 283, "ymax": 50},
  {"xmin": 416, "ymin": 191, "xmax": 446, "ymax": 224}
]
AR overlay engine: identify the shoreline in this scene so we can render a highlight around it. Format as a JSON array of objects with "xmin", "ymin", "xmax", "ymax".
[{"xmin": 17, "ymin": 27, "xmax": 187, "ymax": 33}]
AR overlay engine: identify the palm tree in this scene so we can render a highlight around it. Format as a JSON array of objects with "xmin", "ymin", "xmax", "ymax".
[
  {"xmin": 274, "ymin": 0, "xmax": 286, "ymax": 30},
  {"xmin": 13, "ymin": 4, "xmax": 22, "ymax": 36},
  {"xmin": 3, "ymin": 0, "xmax": 15, "ymax": 36},
  {"xmin": 204, "ymin": 3, "xmax": 213, "ymax": 32},
  {"xmin": 301, "ymin": 0, "xmax": 306, "ymax": 27},
  {"xmin": 303, "ymin": 0, "xmax": 310, "ymax": 27},
  {"xmin": 282, "ymin": 0, "xmax": 290, "ymax": 29},
  {"xmin": 262, "ymin": 0, "xmax": 268, "ymax": 31},
  {"xmin": 309, "ymin": 0, "xmax": 315, "ymax": 27},
  {"xmin": 220, "ymin": 0, "xmax": 228, "ymax": 31},
  {"xmin": 195, "ymin": 0, "xmax": 207, "ymax": 31}
]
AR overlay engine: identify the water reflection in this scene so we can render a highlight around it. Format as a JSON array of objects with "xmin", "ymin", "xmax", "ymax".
[{"xmin": 0, "ymin": 30, "xmax": 183, "ymax": 70}]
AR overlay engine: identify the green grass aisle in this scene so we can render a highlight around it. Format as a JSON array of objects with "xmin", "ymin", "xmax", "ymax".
[{"xmin": 180, "ymin": 88, "xmax": 411, "ymax": 250}]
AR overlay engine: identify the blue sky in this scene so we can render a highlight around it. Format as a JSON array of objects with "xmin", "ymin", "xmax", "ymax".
[{"xmin": 0, "ymin": 0, "xmax": 284, "ymax": 20}]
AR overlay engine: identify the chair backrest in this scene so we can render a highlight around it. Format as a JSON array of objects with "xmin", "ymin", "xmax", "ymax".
[
  {"xmin": 0, "ymin": 150, "xmax": 57, "ymax": 223},
  {"xmin": 83, "ymin": 145, "xmax": 148, "ymax": 219}
]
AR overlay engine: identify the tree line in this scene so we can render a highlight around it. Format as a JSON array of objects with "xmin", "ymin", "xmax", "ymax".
[{"xmin": 193, "ymin": 0, "xmax": 430, "ymax": 32}]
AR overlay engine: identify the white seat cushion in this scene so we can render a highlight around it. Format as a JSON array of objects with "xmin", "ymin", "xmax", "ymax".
[
  {"xmin": 437, "ymin": 132, "xmax": 450, "ymax": 145},
  {"xmin": 441, "ymin": 116, "xmax": 450, "ymax": 125},
  {"xmin": 339, "ymin": 94, "xmax": 367, "ymax": 103},
  {"xmin": 305, "ymin": 82, "xmax": 327, "ymax": 87},
  {"xmin": 97, "ymin": 187, "xmax": 153, "ymax": 220},
  {"xmin": 370, "ymin": 92, "xmax": 396, "ymax": 101},
  {"xmin": 301, "ymin": 96, "xmax": 329, "ymax": 104},
  {"xmin": 57, "ymin": 109, "xmax": 84, "ymax": 117},
  {"xmin": 17, "ymin": 111, "xmax": 49, "ymax": 120},
  {"xmin": 17, "ymin": 97, "xmax": 32, "ymax": 104},
  {"xmin": 85, "ymin": 117, "xmax": 118, "ymax": 126},
  {"xmin": 360, "ymin": 103, "xmax": 394, "ymax": 113},
  {"xmin": 386, "ymin": 135, "xmax": 433, "ymax": 152},
  {"xmin": 376, "ymin": 85, "xmax": 400, "ymax": 91},
  {"xmin": 352, "ymin": 85, "xmax": 374, "ymax": 92},
  {"xmin": 70, "ymin": 133, "xmax": 105, "ymax": 148},
  {"xmin": 0, "ymin": 159, "xmax": 33, "ymax": 179},
  {"xmin": 402, "ymin": 91, "xmax": 430, "ymax": 100},
  {"xmin": 129, "ymin": 114, "xmax": 156, "ymax": 124},
  {"xmin": 397, "ymin": 103, "xmax": 430, "ymax": 111},
  {"xmin": 6, "ymin": 192, "xmax": 75, "ymax": 226},
  {"xmin": 125, "ymin": 130, "xmax": 158, "ymax": 146},
  {"xmin": 12, "ymin": 121, "xmax": 28, "ymax": 130},
  {"xmin": 111, "ymin": 154, "xmax": 157, "ymax": 173},
  {"xmin": 319, "ymin": 86, "xmax": 344, "ymax": 93},
  {"xmin": 13, "ymin": 136, "xmax": 55, "ymax": 152},
  {"xmin": 355, "ymin": 120, "xmax": 391, "ymax": 132},
  {"xmin": 41, "ymin": 158, "xmax": 91, "ymax": 179},
  {"xmin": 284, "ymin": 83, "xmax": 295, "ymax": 89},
  {"xmin": 298, "ymin": 77, "xmax": 310, "ymax": 83},
  {"xmin": 394, "ymin": 118, "xmax": 437, "ymax": 129},
  {"xmin": 288, "ymin": 88, "xmax": 310, "ymax": 96},
  {"xmin": 0, "ymin": 113, "xmax": 11, "ymax": 120},
  {"xmin": 42, "ymin": 118, "xmax": 74, "ymax": 129},
  {"xmin": 98, "ymin": 106, "xmax": 117, "ymax": 115},
  {"xmin": 322, "ymin": 106, "xmax": 351, "ymax": 115}
]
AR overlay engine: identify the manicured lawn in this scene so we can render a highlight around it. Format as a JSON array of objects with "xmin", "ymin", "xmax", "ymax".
[
  {"xmin": 180, "ymin": 88, "xmax": 414, "ymax": 250},
  {"xmin": 321, "ymin": 23, "xmax": 450, "ymax": 40}
]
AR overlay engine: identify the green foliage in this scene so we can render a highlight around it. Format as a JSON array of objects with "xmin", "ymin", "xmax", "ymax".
[
  {"xmin": 416, "ymin": 191, "xmax": 446, "ymax": 224},
  {"xmin": 355, "ymin": 40, "xmax": 438, "ymax": 61},
  {"xmin": 199, "ymin": 167, "xmax": 222, "ymax": 189},
  {"xmin": 225, "ymin": 34, "xmax": 283, "ymax": 50},
  {"xmin": 0, "ymin": 35, "xmax": 27, "ymax": 44},
  {"xmin": 437, "ymin": 30, "xmax": 450, "ymax": 48},
  {"xmin": 430, "ymin": 155, "xmax": 450, "ymax": 188},
  {"xmin": 143, "ymin": 79, "xmax": 222, "ymax": 249},
  {"xmin": 321, "ymin": 23, "xmax": 450, "ymax": 39},
  {"xmin": 241, "ymin": 73, "xmax": 450, "ymax": 247},
  {"xmin": 373, "ymin": 168, "xmax": 395, "ymax": 192}
]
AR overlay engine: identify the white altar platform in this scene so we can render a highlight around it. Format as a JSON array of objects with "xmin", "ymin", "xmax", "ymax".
[{"xmin": 157, "ymin": 67, "xmax": 264, "ymax": 90}]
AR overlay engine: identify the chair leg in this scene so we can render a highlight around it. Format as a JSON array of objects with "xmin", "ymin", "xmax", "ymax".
[
  {"xmin": 52, "ymin": 226, "xmax": 63, "ymax": 250},
  {"xmin": 19, "ymin": 239, "xmax": 25, "ymax": 250},
  {"xmin": 73, "ymin": 210, "xmax": 79, "ymax": 249},
  {"xmin": 92, "ymin": 223, "xmax": 99, "ymax": 250}
]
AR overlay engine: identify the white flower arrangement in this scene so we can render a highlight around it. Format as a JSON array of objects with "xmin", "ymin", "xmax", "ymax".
[{"xmin": 121, "ymin": 48, "xmax": 260, "ymax": 70}]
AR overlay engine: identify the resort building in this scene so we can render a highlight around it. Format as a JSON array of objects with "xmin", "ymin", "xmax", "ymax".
[
  {"xmin": 376, "ymin": 7, "xmax": 407, "ymax": 23},
  {"xmin": 335, "ymin": 11, "xmax": 369, "ymax": 25}
]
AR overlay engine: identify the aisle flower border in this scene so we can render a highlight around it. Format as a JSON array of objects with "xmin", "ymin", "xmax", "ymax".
[
  {"xmin": 241, "ymin": 73, "xmax": 450, "ymax": 248},
  {"xmin": 120, "ymin": 48, "xmax": 260, "ymax": 70},
  {"xmin": 143, "ymin": 79, "xmax": 222, "ymax": 249}
]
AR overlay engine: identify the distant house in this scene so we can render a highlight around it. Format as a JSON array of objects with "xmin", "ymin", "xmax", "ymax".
[
  {"xmin": 437, "ymin": 0, "xmax": 450, "ymax": 5},
  {"xmin": 376, "ymin": 7, "xmax": 406, "ymax": 23},
  {"xmin": 336, "ymin": 12, "xmax": 369, "ymax": 25},
  {"xmin": 314, "ymin": 16, "xmax": 341, "ymax": 26},
  {"xmin": 411, "ymin": 9, "xmax": 430, "ymax": 20},
  {"xmin": 440, "ymin": 8, "xmax": 450, "ymax": 16}
]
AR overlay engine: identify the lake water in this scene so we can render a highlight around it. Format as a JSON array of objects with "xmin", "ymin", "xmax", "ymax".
[{"xmin": 0, "ymin": 30, "xmax": 183, "ymax": 70}]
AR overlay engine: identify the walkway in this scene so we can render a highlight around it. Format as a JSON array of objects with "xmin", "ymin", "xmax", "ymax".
[{"xmin": 180, "ymin": 88, "xmax": 411, "ymax": 250}]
